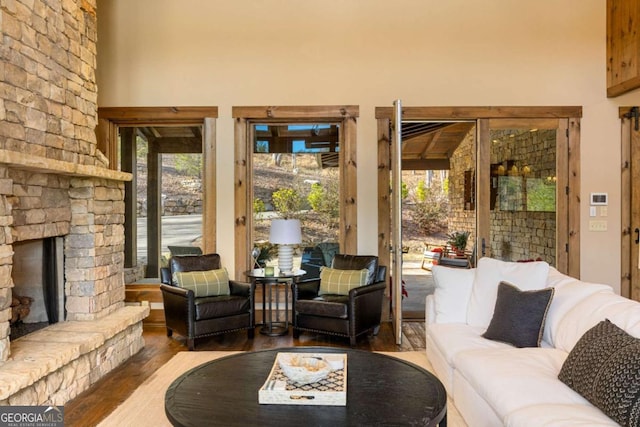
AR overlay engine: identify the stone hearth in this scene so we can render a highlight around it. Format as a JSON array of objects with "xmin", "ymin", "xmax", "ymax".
[{"xmin": 0, "ymin": 0, "xmax": 148, "ymax": 405}]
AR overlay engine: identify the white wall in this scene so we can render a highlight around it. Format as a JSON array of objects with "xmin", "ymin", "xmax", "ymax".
[{"xmin": 97, "ymin": 0, "xmax": 640, "ymax": 291}]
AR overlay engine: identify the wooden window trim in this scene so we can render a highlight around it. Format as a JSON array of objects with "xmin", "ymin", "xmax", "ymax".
[
  {"xmin": 97, "ymin": 107, "xmax": 218, "ymax": 267},
  {"xmin": 232, "ymin": 105, "xmax": 359, "ymax": 278}
]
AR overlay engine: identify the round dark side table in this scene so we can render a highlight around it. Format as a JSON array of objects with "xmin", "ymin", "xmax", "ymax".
[
  {"xmin": 245, "ymin": 268, "xmax": 306, "ymax": 336},
  {"xmin": 165, "ymin": 347, "xmax": 447, "ymax": 427}
]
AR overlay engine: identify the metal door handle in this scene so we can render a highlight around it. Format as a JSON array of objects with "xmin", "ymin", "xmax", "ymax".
[
  {"xmin": 481, "ymin": 238, "xmax": 486, "ymax": 256},
  {"xmin": 635, "ymin": 228, "xmax": 639, "ymax": 244}
]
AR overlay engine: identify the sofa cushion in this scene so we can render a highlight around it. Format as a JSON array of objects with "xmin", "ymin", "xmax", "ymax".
[
  {"xmin": 555, "ymin": 291, "xmax": 640, "ymax": 353},
  {"xmin": 558, "ymin": 319, "xmax": 640, "ymax": 427},
  {"xmin": 194, "ymin": 295, "xmax": 250, "ymax": 319},
  {"xmin": 427, "ymin": 323, "xmax": 513, "ymax": 367},
  {"xmin": 454, "ymin": 347, "xmax": 588, "ymax": 421},
  {"xmin": 173, "ymin": 268, "xmax": 230, "ymax": 297},
  {"xmin": 504, "ymin": 403, "xmax": 620, "ymax": 426},
  {"xmin": 318, "ymin": 267, "xmax": 368, "ymax": 296},
  {"xmin": 482, "ymin": 282, "xmax": 554, "ymax": 348},
  {"xmin": 542, "ymin": 273, "xmax": 613, "ymax": 347},
  {"xmin": 295, "ymin": 298, "xmax": 348, "ymax": 318},
  {"xmin": 467, "ymin": 257, "xmax": 550, "ymax": 328},
  {"xmin": 431, "ymin": 266, "xmax": 475, "ymax": 323}
]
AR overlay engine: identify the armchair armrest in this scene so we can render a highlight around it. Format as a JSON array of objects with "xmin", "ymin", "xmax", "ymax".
[
  {"xmin": 160, "ymin": 283, "xmax": 192, "ymax": 299},
  {"xmin": 160, "ymin": 284, "xmax": 195, "ymax": 337},
  {"xmin": 349, "ymin": 281, "xmax": 386, "ymax": 298},
  {"xmin": 292, "ymin": 279, "xmax": 321, "ymax": 300},
  {"xmin": 348, "ymin": 281, "xmax": 386, "ymax": 334},
  {"xmin": 161, "ymin": 267, "xmax": 172, "ymax": 285},
  {"xmin": 229, "ymin": 280, "xmax": 253, "ymax": 297}
]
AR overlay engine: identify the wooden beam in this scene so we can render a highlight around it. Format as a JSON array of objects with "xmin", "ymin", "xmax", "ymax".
[
  {"xmin": 234, "ymin": 118, "xmax": 250, "ymax": 279},
  {"xmin": 418, "ymin": 131, "xmax": 441, "ymax": 158},
  {"xmin": 376, "ymin": 106, "xmax": 582, "ymax": 120},
  {"xmin": 377, "ymin": 118, "xmax": 391, "ymax": 285},
  {"xmin": 98, "ymin": 107, "xmax": 219, "ymax": 122},
  {"xmin": 342, "ymin": 116, "xmax": 358, "ymax": 254},
  {"xmin": 567, "ymin": 118, "xmax": 581, "ymax": 278},
  {"xmin": 556, "ymin": 119, "xmax": 569, "ymax": 274},
  {"xmin": 202, "ymin": 118, "xmax": 216, "ymax": 255},
  {"xmin": 401, "ymin": 159, "xmax": 451, "ymax": 170},
  {"xmin": 232, "ymin": 105, "xmax": 359, "ymax": 120},
  {"xmin": 155, "ymin": 137, "xmax": 202, "ymax": 153}
]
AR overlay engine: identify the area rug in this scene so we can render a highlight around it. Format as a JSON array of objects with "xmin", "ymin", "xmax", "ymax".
[{"xmin": 98, "ymin": 350, "xmax": 465, "ymax": 427}]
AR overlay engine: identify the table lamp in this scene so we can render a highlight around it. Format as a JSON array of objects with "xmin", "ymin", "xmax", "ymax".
[{"xmin": 269, "ymin": 219, "xmax": 302, "ymax": 274}]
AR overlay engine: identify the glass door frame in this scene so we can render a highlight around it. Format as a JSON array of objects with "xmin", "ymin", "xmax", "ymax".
[
  {"xmin": 480, "ymin": 118, "xmax": 571, "ymax": 270},
  {"xmin": 376, "ymin": 106, "xmax": 582, "ymax": 296}
]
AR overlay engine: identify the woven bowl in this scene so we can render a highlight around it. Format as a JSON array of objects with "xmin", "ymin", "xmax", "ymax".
[{"xmin": 278, "ymin": 355, "xmax": 331, "ymax": 385}]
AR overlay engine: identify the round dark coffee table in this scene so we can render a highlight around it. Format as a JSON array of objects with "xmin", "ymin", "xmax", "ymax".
[{"xmin": 165, "ymin": 347, "xmax": 447, "ymax": 426}]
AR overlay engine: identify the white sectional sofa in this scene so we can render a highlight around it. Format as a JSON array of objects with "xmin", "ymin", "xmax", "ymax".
[{"xmin": 426, "ymin": 257, "xmax": 640, "ymax": 427}]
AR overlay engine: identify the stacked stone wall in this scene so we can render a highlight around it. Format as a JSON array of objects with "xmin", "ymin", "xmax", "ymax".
[
  {"xmin": 0, "ymin": 2, "xmax": 143, "ymax": 409},
  {"xmin": 0, "ymin": 166, "xmax": 13, "ymax": 359},
  {"xmin": 8, "ymin": 169, "xmax": 72, "ymax": 241},
  {"xmin": 65, "ymin": 178, "xmax": 126, "ymax": 321},
  {"xmin": 449, "ymin": 128, "xmax": 557, "ymax": 264},
  {"xmin": 448, "ymin": 130, "xmax": 476, "ymax": 247},
  {"xmin": 1, "ymin": 0, "xmax": 99, "ymax": 166}
]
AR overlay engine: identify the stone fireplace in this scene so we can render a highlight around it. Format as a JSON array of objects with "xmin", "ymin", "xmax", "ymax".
[{"xmin": 0, "ymin": 0, "xmax": 148, "ymax": 405}]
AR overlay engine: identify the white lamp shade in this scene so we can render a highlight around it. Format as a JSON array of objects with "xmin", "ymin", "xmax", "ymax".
[{"xmin": 269, "ymin": 219, "xmax": 302, "ymax": 245}]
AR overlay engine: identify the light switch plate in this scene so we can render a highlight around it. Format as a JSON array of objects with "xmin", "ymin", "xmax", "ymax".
[{"xmin": 588, "ymin": 220, "xmax": 607, "ymax": 232}]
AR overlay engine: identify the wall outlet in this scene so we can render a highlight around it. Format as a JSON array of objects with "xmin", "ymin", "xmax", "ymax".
[{"xmin": 588, "ymin": 220, "xmax": 607, "ymax": 232}]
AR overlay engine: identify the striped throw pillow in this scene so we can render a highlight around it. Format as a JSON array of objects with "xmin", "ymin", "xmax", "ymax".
[
  {"xmin": 318, "ymin": 267, "xmax": 369, "ymax": 296},
  {"xmin": 173, "ymin": 268, "xmax": 230, "ymax": 297}
]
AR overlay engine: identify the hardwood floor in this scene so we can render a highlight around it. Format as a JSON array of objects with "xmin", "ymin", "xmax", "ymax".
[{"xmin": 64, "ymin": 320, "xmax": 425, "ymax": 426}]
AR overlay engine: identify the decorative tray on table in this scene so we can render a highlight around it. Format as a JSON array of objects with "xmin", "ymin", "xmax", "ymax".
[{"xmin": 258, "ymin": 352, "xmax": 347, "ymax": 406}]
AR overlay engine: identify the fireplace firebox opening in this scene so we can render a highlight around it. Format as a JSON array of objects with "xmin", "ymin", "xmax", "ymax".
[{"xmin": 10, "ymin": 237, "xmax": 65, "ymax": 340}]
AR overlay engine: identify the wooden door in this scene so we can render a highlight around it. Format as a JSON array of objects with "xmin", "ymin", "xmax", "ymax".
[{"xmin": 621, "ymin": 107, "xmax": 640, "ymax": 299}]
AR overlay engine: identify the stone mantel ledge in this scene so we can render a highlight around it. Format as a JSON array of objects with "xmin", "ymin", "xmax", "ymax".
[
  {"xmin": 0, "ymin": 305, "xmax": 149, "ymax": 401},
  {"xmin": 0, "ymin": 149, "xmax": 132, "ymax": 182}
]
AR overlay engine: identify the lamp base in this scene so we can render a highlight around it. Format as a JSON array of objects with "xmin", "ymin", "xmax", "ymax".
[{"xmin": 277, "ymin": 244, "xmax": 294, "ymax": 274}]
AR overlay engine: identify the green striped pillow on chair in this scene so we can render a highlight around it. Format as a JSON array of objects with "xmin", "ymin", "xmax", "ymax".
[
  {"xmin": 173, "ymin": 268, "xmax": 230, "ymax": 297},
  {"xmin": 318, "ymin": 267, "xmax": 369, "ymax": 296}
]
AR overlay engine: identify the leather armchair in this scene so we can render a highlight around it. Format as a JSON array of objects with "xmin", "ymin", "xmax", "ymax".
[
  {"xmin": 160, "ymin": 253, "xmax": 255, "ymax": 350},
  {"xmin": 292, "ymin": 254, "xmax": 387, "ymax": 346}
]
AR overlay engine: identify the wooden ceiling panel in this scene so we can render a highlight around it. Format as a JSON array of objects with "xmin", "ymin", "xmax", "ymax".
[{"xmin": 400, "ymin": 122, "xmax": 474, "ymax": 169}]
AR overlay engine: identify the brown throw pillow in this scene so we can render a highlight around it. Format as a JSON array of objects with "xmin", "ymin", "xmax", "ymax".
[{"xmin": 482, "ymin": 281, "xmax": 554, "ymax": 348}]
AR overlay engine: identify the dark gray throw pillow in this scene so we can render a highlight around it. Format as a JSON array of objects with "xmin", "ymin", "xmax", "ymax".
[
  {"xmin": 558, "ymin": 319, "xmax": 640, "ymax": 427},
  {"xmin": 482, "ymin": 281, "xmax": 554, "ymax": 348}
]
